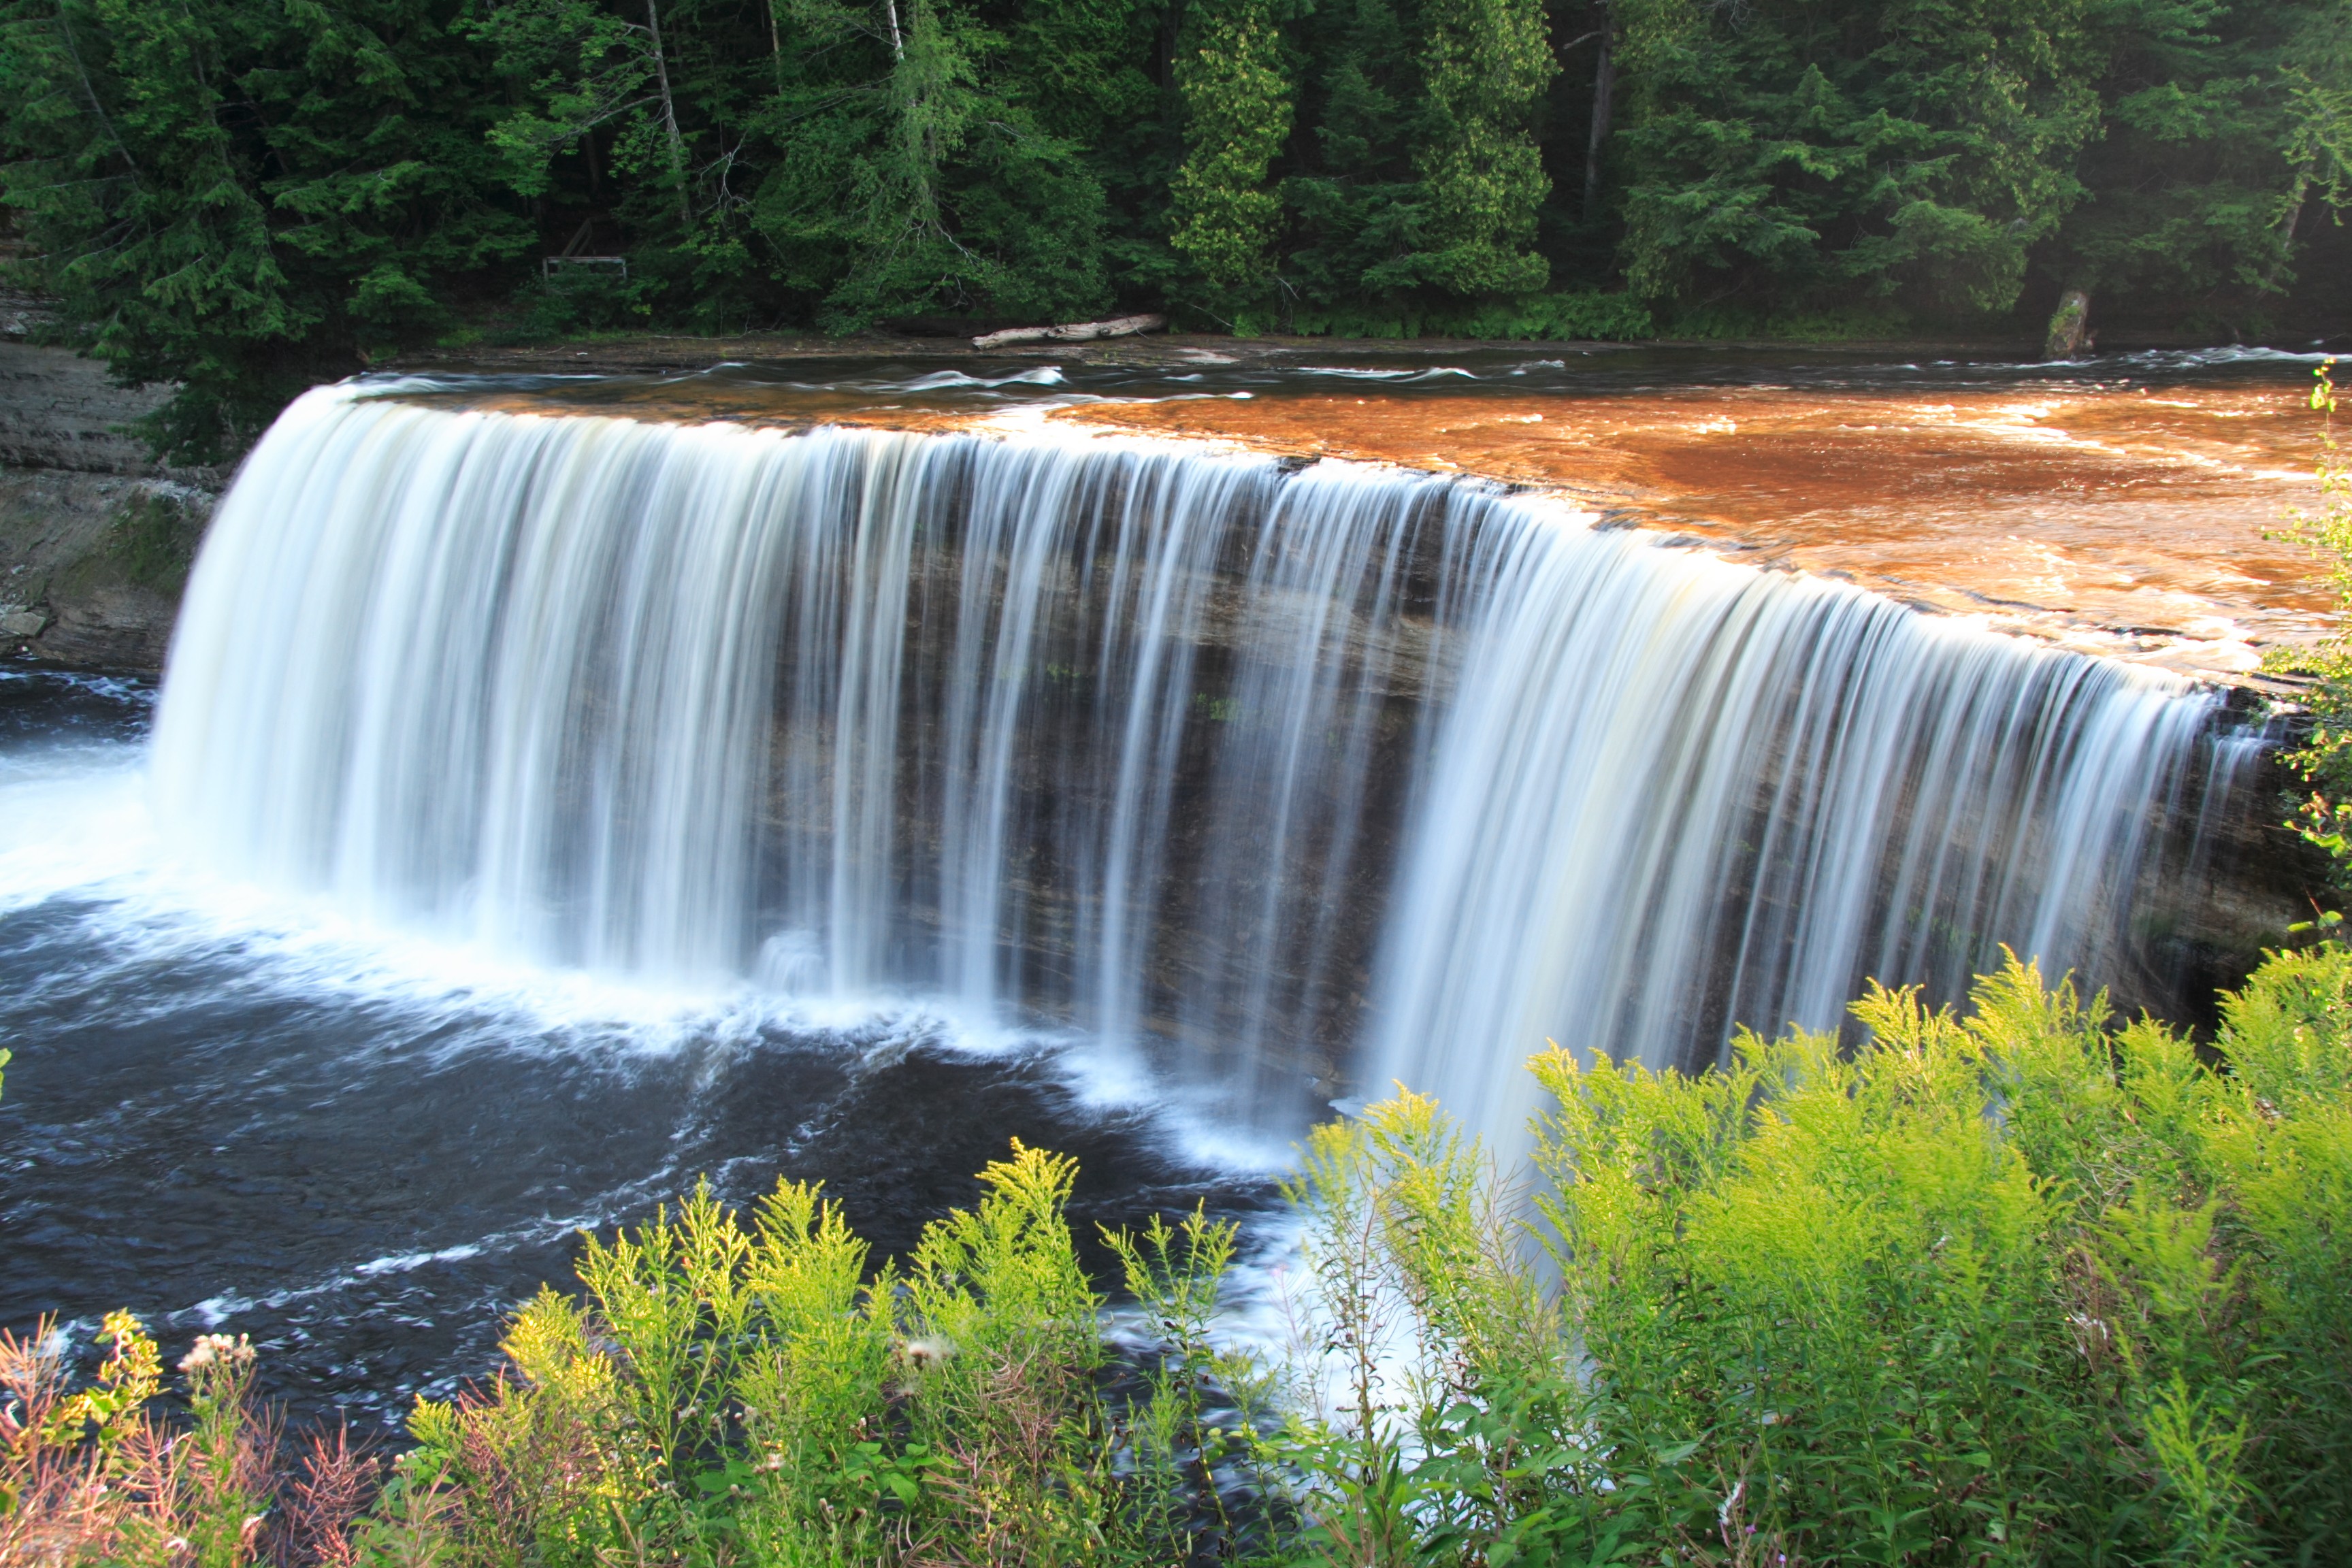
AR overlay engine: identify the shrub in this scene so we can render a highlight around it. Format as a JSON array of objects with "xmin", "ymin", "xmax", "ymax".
[
  {"xmin": 2267, "ymin": 358, "xmax": 2352, "ymax": 900},
  {"xmin": 376, "ymin": 1143, "xmax": 1252, "ymax": 1568},
  {"xmin": 9, "ymin": 948, "xmax": 2349, "ymax": 1566},
  {"xmin": 1285, "ymin": 291, "xmax": 1655, "ymax": 342},
  {"xmin": 1269, "ymin": 948, "xmax": 2352, "ymax": 1567}
]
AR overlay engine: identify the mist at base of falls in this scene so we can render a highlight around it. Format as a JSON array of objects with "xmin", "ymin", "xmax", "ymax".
[{"xmin": 0, "ymin": 365, "xmax": 2270, "ymax": 1408}]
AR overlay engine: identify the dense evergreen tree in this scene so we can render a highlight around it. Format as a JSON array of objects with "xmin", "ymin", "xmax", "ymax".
[
  {"xmin": 0, "ymin": 0, "xmax": 527, "ymax": 458},
  {"xmin": 2051, "ymin": 0, "xmax": 2352, "ymax": 331},
  {"xmin": 1169, "ymin": 0, "xmax": 1293, "ymax": 299},
  {"xmin": 1, "ymin": 0, "xmax": 2343, "ymax": 448},
  {"xmin": 1610, "ymin": 0, "xmax": 2103, "ymax": 316}
]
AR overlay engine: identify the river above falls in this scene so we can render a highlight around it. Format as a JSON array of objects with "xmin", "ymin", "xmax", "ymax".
[{"xmin": 406, "ymin": 340, "xmax": 2338, "ymax": 686}]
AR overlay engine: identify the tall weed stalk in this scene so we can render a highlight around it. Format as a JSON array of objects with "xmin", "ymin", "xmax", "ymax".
[{"xmin": 379, "ymin": 1143, "xmax": 1250, "ymax": 1568}]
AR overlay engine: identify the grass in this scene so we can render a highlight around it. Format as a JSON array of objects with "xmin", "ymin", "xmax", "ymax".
[{"xmin": 5, "ymin": 948, "xmax": 2351, "ymax": 1566}]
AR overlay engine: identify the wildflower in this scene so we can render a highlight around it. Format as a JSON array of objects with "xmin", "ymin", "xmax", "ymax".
[
  {"xmin": 179, "ymin": 1332, "xmax": 253, "ymax": 1376},
  {"xmin": 897, "ymin": 1335, "xmax": 956, "ymax": 1370}
]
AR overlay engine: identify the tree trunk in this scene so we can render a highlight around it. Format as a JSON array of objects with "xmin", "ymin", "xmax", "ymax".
[
  {"xmin": 2043, "ymin": 287, "xmax": 2091, "ymax": 360},
  {"xmin": 2265, "ymin": 167, "xmax": 2310, "ymax": 294},
  {"xmin": 644, "ymin": 0, "xmax": 690, "ymax": 224},
  {"xmin": 766, "ymin": 0, "xmax": 787, "ymax": 90},
  {"xmin": 1583, "ymin": 5, "xmax": 1612, "ymax": 220}
]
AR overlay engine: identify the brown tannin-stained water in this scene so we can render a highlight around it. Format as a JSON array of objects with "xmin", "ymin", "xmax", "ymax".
[
  {"xmin": 1065, "ymin": 375, "xmax": 2323, "ymax": 673},
  {"xmin": 0, "ymin": 344, "xmax": 2321, "ymax": 1420}
]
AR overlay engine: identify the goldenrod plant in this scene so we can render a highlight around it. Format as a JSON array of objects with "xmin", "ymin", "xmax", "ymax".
[
  {"xmin": 2270, "ymin": 357, "xmax": 2352, "ymax": 904},
  {"xmin": 1520, "ymin": 951, "xmax": 2352, "ymax": 1566},
  {"xmin": 1228, "ymin": 951, "xmax": 2351, "ymax": 1567},
  {"xmin": 369, "ymin": 1141, "xmax": 1252, "ymax": 1568}
]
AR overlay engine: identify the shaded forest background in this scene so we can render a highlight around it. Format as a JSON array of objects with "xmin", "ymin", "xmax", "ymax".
[{"xmin": 1, "ymin": 0, "xmax": 2347, "ymax": 459}]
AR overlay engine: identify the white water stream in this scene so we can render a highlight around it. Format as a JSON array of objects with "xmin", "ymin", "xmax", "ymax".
[{"xmin": 152, "ymin": 385, "xmax": 2219, "ymax": 1150}]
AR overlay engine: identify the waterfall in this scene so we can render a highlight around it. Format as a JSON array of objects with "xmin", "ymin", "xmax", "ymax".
[
  {"xmin": 1364, "ymin": 540, "xmax": 2206, "ymax": 1143},
  {"xmin": 154, "ymin": 384, "xmax": 2223, "ymax": 1146}
]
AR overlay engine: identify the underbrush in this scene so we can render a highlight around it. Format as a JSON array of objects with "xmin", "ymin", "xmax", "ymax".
[
  {"xmin": 6, "ymin": 949, "xmax": 2350, "ymax": 1566},
  {"xmin": 1275, "ymin": 293, "xmax": 1656, "ymax": 343}
]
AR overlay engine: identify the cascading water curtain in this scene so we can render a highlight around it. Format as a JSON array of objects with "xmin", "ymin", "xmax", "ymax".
[
  {"xmin": 156, "ymin": 383, "xmax": 2220, "ymax": 1148},
  {"xmin": 1362, "ymin": 531, "xmax": 2213, "ymax": 1152}
]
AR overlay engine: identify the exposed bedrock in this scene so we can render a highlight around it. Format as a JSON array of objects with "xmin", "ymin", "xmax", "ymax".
[{"xmin": 0, "ymin": 342, "xmax": 217, "ymax": 668}]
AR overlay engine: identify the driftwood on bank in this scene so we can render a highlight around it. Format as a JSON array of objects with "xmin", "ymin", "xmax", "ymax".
[{"xmin": 971, "ymin": 313, "xmax": 1166, "ymax": 350}]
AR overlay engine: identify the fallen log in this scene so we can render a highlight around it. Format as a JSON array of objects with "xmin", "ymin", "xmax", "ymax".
[{"xmin": 972, "ymin": 312, "xmax": 1167, "ymax": 350}]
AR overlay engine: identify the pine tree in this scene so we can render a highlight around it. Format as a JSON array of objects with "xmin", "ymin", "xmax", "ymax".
[
  {"xmin": 1404, "ymin": 0, "xmax": 1556, "ymax": 293},
  {"xmin": 1169, "ymin": 0, "xmax": 1293, "ymax": 297}
]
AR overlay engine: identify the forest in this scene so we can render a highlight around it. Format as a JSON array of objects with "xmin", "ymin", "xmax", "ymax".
[{"xmin": 1, "ymin": 0, "xmax": 2349, "ymax": 457}]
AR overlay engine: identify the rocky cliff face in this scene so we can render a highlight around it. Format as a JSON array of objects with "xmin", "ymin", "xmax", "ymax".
[{"xmin": 0, "ymin": 339, "xmax": 216, "ymax": 669}]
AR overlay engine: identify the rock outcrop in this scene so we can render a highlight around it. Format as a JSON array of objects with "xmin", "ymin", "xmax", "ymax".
[{"xmin": 0, "ymin": 340, "xmax": 216, "ymax": 670}]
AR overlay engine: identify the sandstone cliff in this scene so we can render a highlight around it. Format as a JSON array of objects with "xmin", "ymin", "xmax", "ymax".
[{"xmin": 0, "ymin": 335, "xmax": 216, "ymax": 669}]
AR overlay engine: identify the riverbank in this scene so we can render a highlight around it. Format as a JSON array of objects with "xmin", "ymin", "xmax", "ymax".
[{"xmin": 0, "ymin": 342, "xmax": 215, "ymax": 667}]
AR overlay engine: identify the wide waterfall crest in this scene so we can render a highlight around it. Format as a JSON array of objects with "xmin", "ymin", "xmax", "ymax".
[{"xmin": 155, "ymin": 383, "xmax": 2218, "ymax": 1146}]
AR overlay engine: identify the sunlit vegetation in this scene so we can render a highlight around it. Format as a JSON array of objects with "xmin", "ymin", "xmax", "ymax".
[
  {"xmin": 2272, "ymin": 357, "xmax": 2352, "ymax": 905},
  {"xmin": 6, "ymin": 945, "xmax": 2350, "ymax": 1565}
]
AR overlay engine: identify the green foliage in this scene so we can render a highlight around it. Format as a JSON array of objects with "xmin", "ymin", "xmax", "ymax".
[
  {"xmin": 0, "ymin": 0, "xmax": 531, "ymax": 462},
  {"xmin": 1170, "ymin": 0, "xmax": 1294, "ymax": 296},
  {"xmin": 2266, "ymin": 360, "xmax": 2352, "ymax": 894},
  {"xmin": 466, "ymin": 0, "xmax": 691, "ymax": 229},
  {"xmin": 1548, "ymin": 949, "xmax": 2352, "ymax": 1563},
  {"xmin": 2053, "ymin": 0, "xmax": 2352, "ymax": 313},
  {"xmin": 1281, "ymin": 0, "xmax": 1421, "ymax": 316},
  {"xmin": 749, "ymin": 0, "xmax": 1113, "ymax": 328},
  {"xmin": 1612, "ymin": 0, "xmax": 2102, "ymax": 315},
  {"xmin": 2, "ymin": 0, "xmax": 2346, "ymax": 447},
  {"xmin": 1450, "ymin": 289, "xmax": 1652, "ymax": 340},
  {"xmin": 1400, "ymin": 0, "xmax": 1555, "ymax": 294},
  {"xmin": 1256, "ymin": 947, "xmax": 2352, "ymax": 1567},
  {"xmin": 369, "ymin": 1143, "xmax": 1256, "ymax": 1568}
]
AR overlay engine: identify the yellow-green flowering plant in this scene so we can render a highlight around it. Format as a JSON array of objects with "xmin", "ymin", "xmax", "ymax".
[{"xmin": 2269, "ymin": 357, "xmax": 2352, "ymax": 902}]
